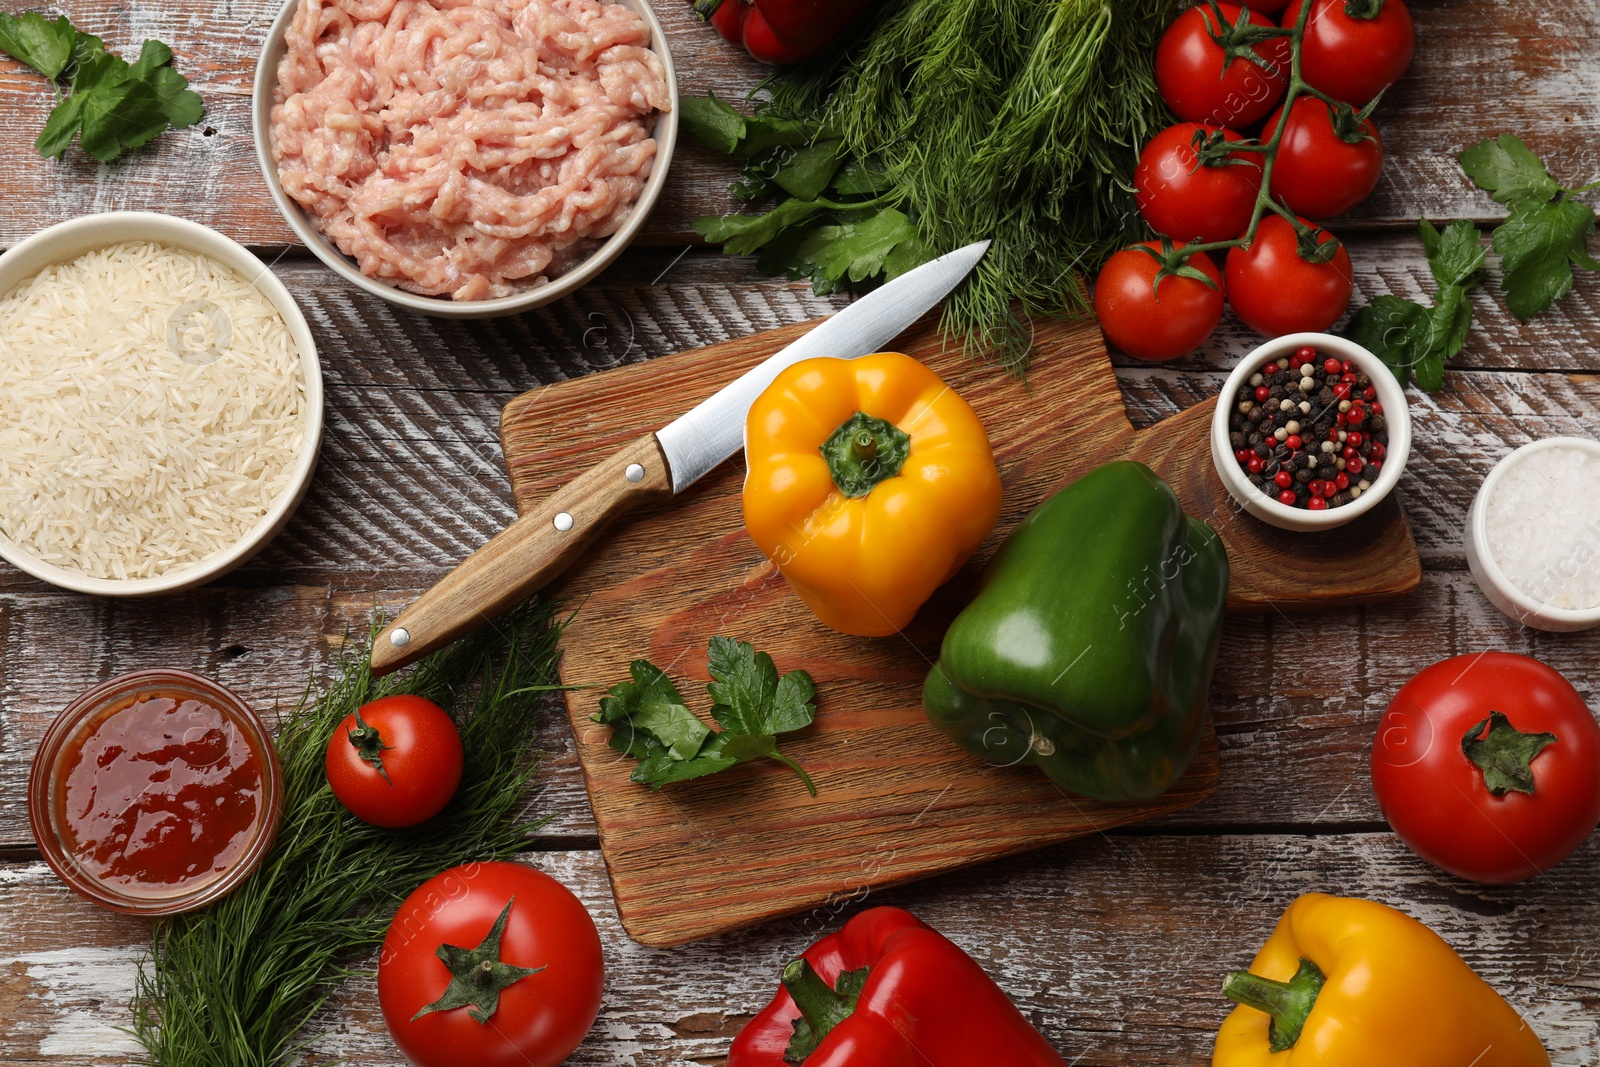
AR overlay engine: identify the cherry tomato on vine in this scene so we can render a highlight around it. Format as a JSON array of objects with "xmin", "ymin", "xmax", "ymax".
[
  {"xmin": 325, "ymin": 694, "xmax": 463, "ymax": 828},
  {"xmin": 1225, "ymin": 214, "xmax": 1353, "ymax": 336},
  {"xmin": 1135, "ymin": 123, "xmax": 1263, "ymax": 243},
  {"xmin": 1371, "ymin": 652, "xmax": 1600, "ymax": 884},
  {"xmin": 1262, "ymin": 98, "xmax": 1384, "ymax": 218},
  {"xmin": 1155, "ymin": 2, "xmax": 1293, "ymax": 129},
  {"xmin": 1094, "ymin": 241, "xmax": 1224, "ymax": 362},
  {"xmin": 379, "ymin": 862, "xmax": 605, "ymax": 1067},
  {"xmin": 1282, "ymin": 0, "xmax": 1416, "ymax": 106}
]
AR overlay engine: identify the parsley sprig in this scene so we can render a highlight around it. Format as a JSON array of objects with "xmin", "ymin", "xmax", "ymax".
[
  {"xmin": 1341, "ymin": 136, "xmax": 1600, "ymax": 393},
  {"xmin": 1344, "ymin": 218, "xmax": 1485, "ymax": 391},
  {"xmin": 596, "ymin": 636, "xmax": 819, "ymax": 794},
  {"xmin": 0, "ymin": 11, "xmax": 203, "ymax": 163},
  {"xmin": 1459, "ymin": 134, "xmax": 1600, "ymax": 320},
  {"xmin": 683, "ymin": 95, "xmax": 931, "ymax": 297}
]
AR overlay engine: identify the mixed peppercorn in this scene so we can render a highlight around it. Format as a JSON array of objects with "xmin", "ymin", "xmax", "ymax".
[{"xmin": 1228, "ymin": 345, "xmax": 1389, "ymax": 511}]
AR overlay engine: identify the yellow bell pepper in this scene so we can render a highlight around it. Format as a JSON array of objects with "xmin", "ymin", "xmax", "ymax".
[
  {"xmin": 1215, "ymin": 893, "xmax": 1549, "ymax": 1067},
  {"xmin": 742, "ymin": 352, "xmax": 1002, "ymax": 637}
]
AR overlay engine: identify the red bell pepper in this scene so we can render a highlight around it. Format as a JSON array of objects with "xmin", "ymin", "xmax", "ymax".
[
  {"xmin": 727, "ymin": 907, "xmax": 1069, "ymax": 1066},
  {"xmin": 694, "ymin": 0, "xmax": 873, "ymax": 66}
]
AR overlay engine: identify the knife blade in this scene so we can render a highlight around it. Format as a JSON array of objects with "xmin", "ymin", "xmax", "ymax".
[
  {"xmin": 655, "ymin": 240, "xmax": 990, "ymax": 492},
  {"xmin": 370, "ymin": 240, "xmax": 990, "ymax": 675}
]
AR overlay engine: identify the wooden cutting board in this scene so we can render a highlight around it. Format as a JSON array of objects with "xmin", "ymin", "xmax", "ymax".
[{"xmin": 500, "ymin": 315, "xmax": 1420, "ymax": 947}]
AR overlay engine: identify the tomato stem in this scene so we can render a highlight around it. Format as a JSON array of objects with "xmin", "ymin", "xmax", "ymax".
[
  {"xmin": 1461, "ymin": 710, "xmax": 1558, "ymax": 797},
  {"xmin": 347, "ymin": 705, "xmax": 394, "ymax": 785},
  {"xmin": 409, "ymin": 898, "xmax": 546, "ymax": 1026}
]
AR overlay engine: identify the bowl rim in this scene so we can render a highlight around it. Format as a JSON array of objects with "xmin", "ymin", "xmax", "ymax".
[
  {"xmin": 250, "ymin": 0, "xmax": 679, "ymax": 319},
  {"xmin": 1210, "ymin": 331, "xmax": 1412, "ymax": 532},
  {"xmin": 1467, "ymin": 435, "xmax": 1600, "ymax": 624},
  {"xmin": 27, "ymin": 668, "xmax": 285, "ymax": 916},
  {"xmin": 0, "ymin": 210, "xmax": 324, "ymax": 597}
]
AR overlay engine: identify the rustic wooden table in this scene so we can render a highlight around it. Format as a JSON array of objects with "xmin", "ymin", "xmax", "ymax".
[{"xmin": 1, "ymin": 1, "xmax": 1598, "ymax": 1063}]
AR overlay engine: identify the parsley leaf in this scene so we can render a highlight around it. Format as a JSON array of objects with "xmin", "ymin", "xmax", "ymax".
[
  {"xmin": 0, "ymin": 11, "xmax": 203, "ymax": 162},
  {"xmin": 679, "ymin": 93, "xmax": 746, "ymax": 155},
  {"xmin": 1489, "ymin": 197, "xmax": 1597, "ymax": 320},
  {"xmin": 795, "ymin": 208, "xmax": 932, "ymax": 286},
  {"xmin": 1460, "ymin": 134, "xmax": 1600, "ymax": 320},
  {"xmin": 681, "ymin": 93, "xmax": 938, "ymax": 299},
  {"xmin": 597, "ymin": 638, "xmax": 819, "ymax": 794},
  {"xmin": 0, "ymin": 11, "xmax": 74, "ymax": 79},
  {"xmin": 695, "ymin": 198, "xmax": 832, "ymax": 258},
  {"xmin": 1459, "ymin": 134, "xmax": 1561, "ymax": 208},
  {"xmin": 1343, "ymin": 218, "xmax": 1485, "ymax": 391}
]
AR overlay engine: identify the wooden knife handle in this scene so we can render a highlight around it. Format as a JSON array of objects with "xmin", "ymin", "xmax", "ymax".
[{"xmin": 370, "ymin": 433, "xmax": 673, "ymax": 676}]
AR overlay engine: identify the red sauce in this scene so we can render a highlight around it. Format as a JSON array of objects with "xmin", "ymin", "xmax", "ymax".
[{"xmin": 55, "ymin": 691, "xmax": 265, "ymax": 897}]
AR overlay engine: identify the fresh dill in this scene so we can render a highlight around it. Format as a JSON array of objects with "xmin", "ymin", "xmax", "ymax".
[
  {"xmin": 688, "ymin": 0, "xmax": 1182, "ymax": 371},
  {"xmin": 131, "ymin": 602, "xmax": 564, "ymax": 1067}
]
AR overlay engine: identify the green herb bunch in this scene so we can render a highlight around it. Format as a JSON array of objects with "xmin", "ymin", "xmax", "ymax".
[
  {"xmin": 687, "ymin": 0, "xmax": 1182, "ymax": 371},
  {"xmin": 1341, "ymin": 136, "xmax": 1600, "ymax": 391},
  {"xmin": 132, "ymin": 603, "xmax": 563, "ymax": 1067},
  {"xmin": 0, "ymin": 11, "xmax": 203, "ymax": 163},
  {"xmin": 597, "ymin": 636, "xmax": 819, "ymax": 794}
]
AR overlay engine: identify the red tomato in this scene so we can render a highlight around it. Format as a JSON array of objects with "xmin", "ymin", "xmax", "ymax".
[
  {"xmin": 1224, "ymin": 215, "xmax": 1353, "ymax": 336},
  {"xmin": 1262, "ymin": 98, "xmax": 1384, "ymax": 217},
  {"xmin": 1135, "ymin": 123, "xmax": 1263, "ymax": 243},
  {"xmin": 1372, "ymin": 653, "xmax": 1600, "ymax": 884},
  {"xmin": 1282, "ymin": 0, "xmax": 1416, "ymax": 105},
  {"xmin": 379, "ymin": 862, "xmax": 605, "ymax": 1067},
  {"xmin": 1094, "ymin": 242, "xmax": 1224, "ymax": 362},
  {"xmin": 325, "ymin": 694, "xmax": 463, "ymax": 828},
  {"xmin": 1155, "ymin": 3, "xmax": 1293, "ymax": 128}
]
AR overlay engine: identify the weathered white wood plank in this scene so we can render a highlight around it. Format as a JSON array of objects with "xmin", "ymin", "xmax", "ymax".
[
  {"xmin": 4, "ymin": 568, "xmax": 1600, "ymax": 848},
  {"xmin": 2, "ymin": 835, "xmax": 1595, "ymax": 1065},
  {"xmin": 0, "ymin": 235, "xmax": 1575, "ymax": 600}
]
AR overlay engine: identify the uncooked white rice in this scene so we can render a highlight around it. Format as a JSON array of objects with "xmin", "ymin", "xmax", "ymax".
[{"xmin": 0, "ymin": 241, "xmax": 307, "ymax": 581}]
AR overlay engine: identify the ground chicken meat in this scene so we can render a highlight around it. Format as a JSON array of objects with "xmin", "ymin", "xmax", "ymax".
[{"xmin": 271, "ymin": 0, "xmax": 669, "ymax": 300}]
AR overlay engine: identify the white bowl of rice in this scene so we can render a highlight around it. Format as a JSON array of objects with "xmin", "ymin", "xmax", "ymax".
[
  {"xmin": 252, "ymin": 0, "xmax": 678, "ymax": 318},
  {"xmin": 0, "ymin": 212, "xmax": 322, "ymax": 596}
]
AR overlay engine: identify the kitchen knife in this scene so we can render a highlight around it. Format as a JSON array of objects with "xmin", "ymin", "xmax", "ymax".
[{"xmin": 370, "ymin": 240, "xmax": 990, "ymax": 675}]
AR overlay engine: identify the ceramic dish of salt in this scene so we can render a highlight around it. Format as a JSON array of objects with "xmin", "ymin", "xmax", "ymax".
[{"xmin": 1465, "ymin": 436, "xmax": 1600, "ymax": 631}]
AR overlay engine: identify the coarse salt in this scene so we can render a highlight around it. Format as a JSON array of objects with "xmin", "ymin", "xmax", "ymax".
[{"xmin": 1484, "ymin": 444, "xmax": 1600, "ymax": 610}]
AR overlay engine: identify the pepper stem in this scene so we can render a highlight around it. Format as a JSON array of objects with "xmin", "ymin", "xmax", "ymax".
[
  {"xmin": 1222, "ymin": 958, "xmax": 1325, "ymax": 1053},
  {"xmin": 819, "ymin": 412, "xmax": 910, "ymax": 498},
  {"xmin": 781, "ymin": 960, "xmax": 870, "ymax": 1063},
  {"xmin": 1461, "ymin": 710, "xmax": 1558, "ymax": 797}
]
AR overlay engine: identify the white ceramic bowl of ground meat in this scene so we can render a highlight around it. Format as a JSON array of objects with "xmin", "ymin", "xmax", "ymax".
[{"xmin": 252, "ymin": 0, "xmax": 677, "ymax": 318}]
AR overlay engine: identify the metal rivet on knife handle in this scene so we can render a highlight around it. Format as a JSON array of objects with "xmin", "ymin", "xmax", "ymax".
[
  {"xmin": 389, "ymin": 628, "xmax": 411, "ymax": 648},
  {"xmin": 370, "ymin": 433, "xmax": 672, "ymax": 677},
  {"xmin": 626, "ymin": 463, "xmax": 645, "ymax": 482}
]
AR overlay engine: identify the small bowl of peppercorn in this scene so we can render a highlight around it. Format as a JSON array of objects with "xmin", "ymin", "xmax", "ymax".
[{"xmin": 1210, "ymin": 332, "xmax": 1411, "ymax": 532}]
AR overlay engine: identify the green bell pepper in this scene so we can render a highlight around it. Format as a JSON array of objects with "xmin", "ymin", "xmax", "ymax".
[{"xmin": 922, "ymin": 461, "xmax": 1228, "ymax": 803}]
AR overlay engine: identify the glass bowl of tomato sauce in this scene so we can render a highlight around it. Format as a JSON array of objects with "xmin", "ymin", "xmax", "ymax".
[{"xmin": 28, "ymin": 669, "xmax": 284, "ymax": 915}]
